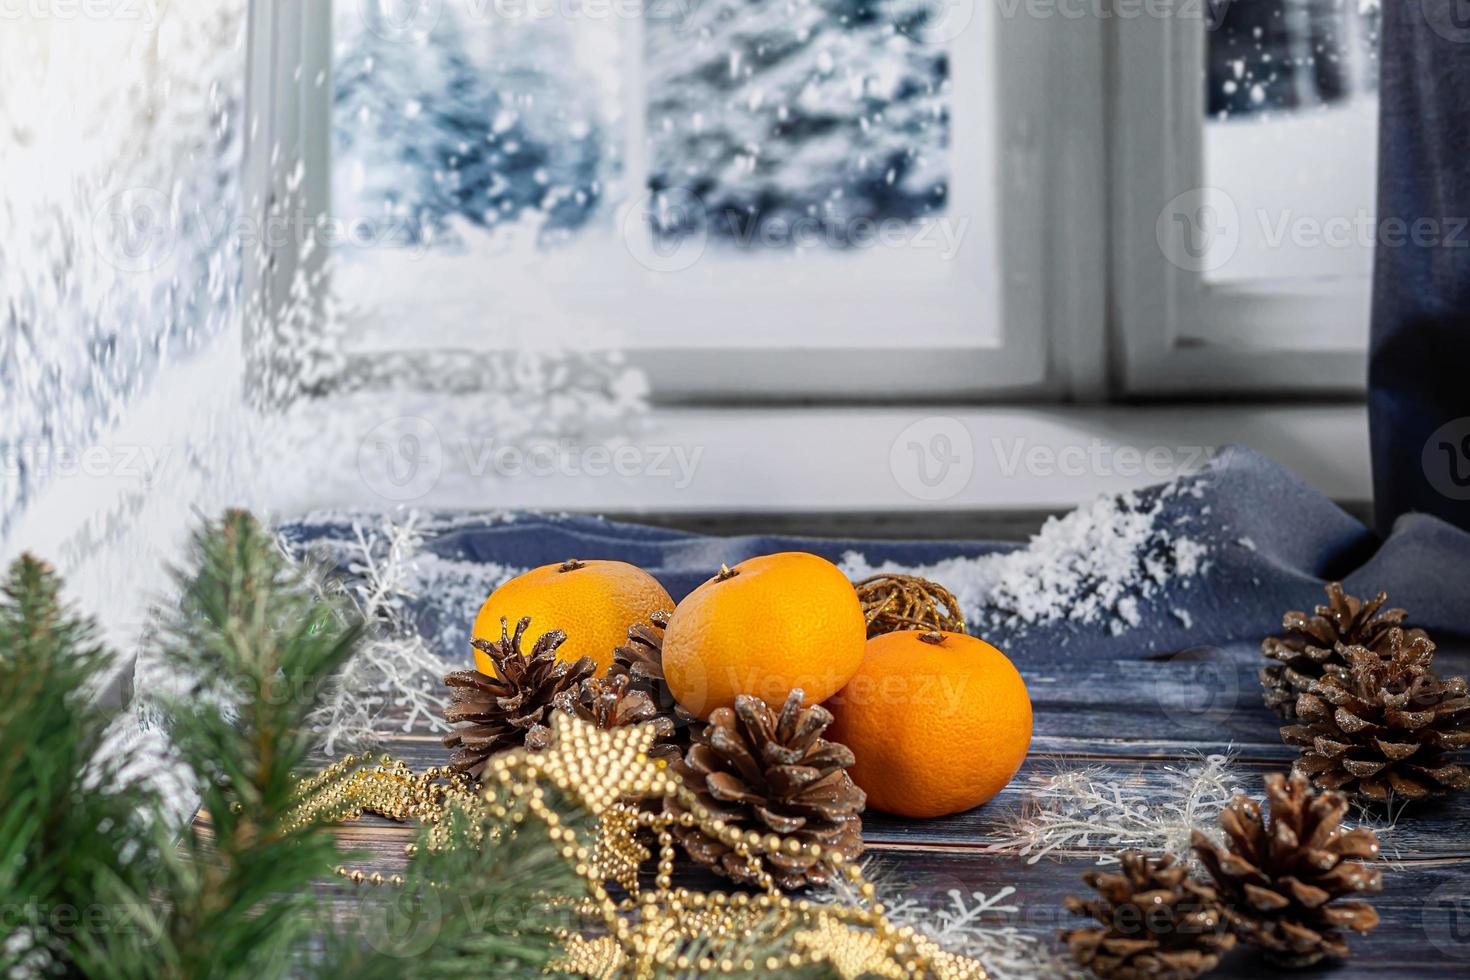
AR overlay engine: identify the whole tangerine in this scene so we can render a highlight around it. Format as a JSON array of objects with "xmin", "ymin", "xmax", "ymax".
[
  {"xmin": 471, "ymin": 558, "xmax": 673, "ymax": 675},
  {"xmin": 661, "ymin": 552, "xmax": 866, "ymax": 718},
  {"xmin": 826, "ymin": 630, "xmax": 1031, "ymax": 819}
]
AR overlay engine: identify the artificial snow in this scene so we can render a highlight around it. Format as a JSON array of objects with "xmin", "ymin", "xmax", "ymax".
[{"xmin": 840, "ymin": 480, "xmax": 1212, "ymax": 638}]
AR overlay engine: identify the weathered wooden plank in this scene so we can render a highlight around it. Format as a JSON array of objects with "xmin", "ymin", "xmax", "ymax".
[
  {"xmin": 302, "ymin": 734, "xmax": 1470, "ymax": 861},
  {"xmin": 380, "ymin": 646, "xmax": 1322, "ymax": 751},
  {"xmin": 302, "ymin": 840, "xmax": 1470, "ymax": 979},
  {"xmin": 194, "ymin": 631, "xmax": 1470, "ymax": 976},
  {"xmin": 854, "ymin": 849, "xmax": 1470, "ymax": 979}
]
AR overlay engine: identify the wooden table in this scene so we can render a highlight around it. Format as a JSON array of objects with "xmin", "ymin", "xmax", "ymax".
[{"xmin": 203, "ymin": 639, "xmax": 1470, "ymax": 977}]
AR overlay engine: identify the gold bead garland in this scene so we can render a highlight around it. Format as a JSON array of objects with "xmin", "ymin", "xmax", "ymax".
[{"xmin": 297, "ymin": 714, "xmax": 991, "ymax": 979}]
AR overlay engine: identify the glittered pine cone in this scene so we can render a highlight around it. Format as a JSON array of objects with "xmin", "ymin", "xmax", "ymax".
[
  {"xmin": 528, "ymin": 673, "xmax": 680, "ymax": 763},
  {"xmin": 442, "ymin": 616, "xmax": 595, "ymax": 779},
  {"xmin": 607, "ymin": 611, "xmax": 704, "ymax": 748},
  {"xmin": 1061, "ymin": 851, "xmax": 1235, "ymax": 980},
  {"xmin": 1281, "ymin": 629, "xmax": 1470, "ymax": 802},
  {"xmin": 1260, "ymin": 583, "xmax": 1425, "ymax": 721},
  {"xmin": 665, "ymin": 689, "xmax": 866, "ymax": 890},
  {"xmin": 1192, "ymin": 772, "xmax": 1382, "ymax": 968}
]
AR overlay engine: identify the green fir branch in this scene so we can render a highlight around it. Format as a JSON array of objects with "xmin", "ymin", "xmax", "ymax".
[
  {"xmin": 327, "ymin": 790, "xmax": 590, "ymax": 980},
  {"xmin": 0, "ymin": 554, "xmax": 158, "ymax": 977},
  {"xmin": 149, "ymin": 510, "xmax": 364, "ymax": 979}
]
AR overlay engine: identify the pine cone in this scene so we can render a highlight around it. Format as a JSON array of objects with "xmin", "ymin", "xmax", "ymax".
[
  {"xmin": 1281, "ymin": 629, "xmax": 1470, "ymax": 802},
  {"xmin": 1260, "ymin": 583, "xmax": 1425, "ymax": 720},
  {"xmin": 529, "ymin": 673, "xmax": 680, "ymax": 763},
  {"xmin": 607, "ymin": 611, "xmax": 704, "ymax": 747},
  {"xmin": 1061, "ymin": 851, "xmax": 1235, "ymax": 980},
  {"xmin": 665, "ymin": 689, "xmax": 866, "ymax": 890},
  {"xmin": 442, "ymin": 617, "xmax": 595, "ymax": 778},
  {"xmin": 1192, "ymin": 772, "xmax": 1382, "ymax": 967}
]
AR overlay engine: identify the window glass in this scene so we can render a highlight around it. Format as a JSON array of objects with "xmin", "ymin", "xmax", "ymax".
[{"xmin": 1202, "ymin": 0, "xmax": 1380, "ymax": 283}]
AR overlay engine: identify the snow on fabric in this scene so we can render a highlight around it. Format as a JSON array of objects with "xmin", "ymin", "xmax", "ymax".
[{"xmin": 841, "ymin": 479, "xmax": 1211, "ymax": 638}]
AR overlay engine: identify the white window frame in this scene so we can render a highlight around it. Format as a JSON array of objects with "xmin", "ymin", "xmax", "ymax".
[
  {"xmin": 1109, "ymin": 10, "xmax": 1370, "ymax": 397},
  {"xmin": 242, "ymin": 0, "xmax": 1118, "ymax": 403},
  {"xmin": 242, "ymin": 3, "xmax": 1372, "ymax": 405}
]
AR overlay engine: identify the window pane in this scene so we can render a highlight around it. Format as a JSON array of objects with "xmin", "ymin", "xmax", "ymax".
[
  {"xmin": 330, "ymin": 3, "xmax": 627, "ymax": 347},
  {"xmin": 330, "ymin": 1, "xmax": 985, "ymax": 355},
  {"xmin": 1202, "ymin": 0, "xmax": 1379, "ymax": 283},
  {"xmin": 644, "ymin": 0, "xmax": 951, "ymax": 252}
]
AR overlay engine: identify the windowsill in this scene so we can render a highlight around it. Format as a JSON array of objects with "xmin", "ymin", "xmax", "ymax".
[{"xmin": 294, "ymin": 402, "xmax": 1371, "ymax": 519}]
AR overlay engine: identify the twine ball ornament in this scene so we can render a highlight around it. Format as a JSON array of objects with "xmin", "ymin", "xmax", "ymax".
[{"xmin": 853, "ymin": 573, "xmax": 966, "ymax": 638}]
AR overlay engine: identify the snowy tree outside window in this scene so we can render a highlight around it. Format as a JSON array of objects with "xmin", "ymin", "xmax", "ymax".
[
  {"xmin": 1200, "ymin": 0, "xmax": 1381, "ymax": 283},
  {"xmin": 328, "ymin": 0, "xmax": 959, "ymax": 352},
  {"xmin": 333, "ymin": 0, "xmax": 950, "ymax": 256},
  {"xmin": 643, "ymin": 0, "xmax": 950, "ymax": 249}
]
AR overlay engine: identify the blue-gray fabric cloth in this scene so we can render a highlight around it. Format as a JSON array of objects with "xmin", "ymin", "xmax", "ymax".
[
  {"xmin": 279, "ymin": 448, "xmax": 1470, "ymax": 665},
  {"xmin": 1371, "ymin": 0, "xmax": 1470, "ymax": 534}
]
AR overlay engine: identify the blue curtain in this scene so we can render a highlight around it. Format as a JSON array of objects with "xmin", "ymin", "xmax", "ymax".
[{"xmin": 1371, "ymin": 1, "xmax": 1470, "ymax": 533}]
